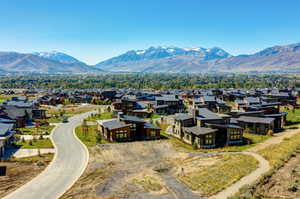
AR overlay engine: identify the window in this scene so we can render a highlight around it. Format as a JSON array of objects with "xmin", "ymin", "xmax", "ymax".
[
  {"xmin": 131, "ymin": 123, "xmax": 136, "ymax": 132},
  {"xmin": 205, "ymin": 134, "xmax": 213, "ymax": 145},
  {"xmin": 185, "ymin": 134, "xmax": 190, "ymax": 140},
  {"xmin": 116, "ymin": 130, "xmax": 128, "ymax": 140},
  {"xmin": 230, "ymin": 130, "xmax": 241, "ymax": 140},
  {"xmin": 151, "ymin": 130, "xmax": 157, "ymax": 137}
]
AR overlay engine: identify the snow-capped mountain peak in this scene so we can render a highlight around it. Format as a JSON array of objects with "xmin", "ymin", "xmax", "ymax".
[
  {"xmin": 97, "ymin": 46, "xmax": 231, "ymax": 67},
  {"xmin": 33, "ymin": 51, "xmax": 84, "ymax": 65}
]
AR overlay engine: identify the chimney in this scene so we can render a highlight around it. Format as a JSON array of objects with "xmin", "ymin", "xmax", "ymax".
[{"xmin": 117, "ymin": 112, "xmax": 124, "ymax": 121}]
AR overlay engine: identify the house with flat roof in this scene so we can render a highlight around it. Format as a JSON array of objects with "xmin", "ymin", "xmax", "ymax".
[
  {"xmin": 168, "ymin": 110, "xmax": 244, "ymax": 149},
  {"xmin": 235, "ymin": 116, "xmax": 275, "ymax": 135},
  {"xmin": 97, "ymin": 113, "xmax": 160, "ymax": 142}
]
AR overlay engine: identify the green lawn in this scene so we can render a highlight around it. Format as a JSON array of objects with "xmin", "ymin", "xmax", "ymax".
[
  {"xmin": 75, "ymin": 125, "xmax": 109, "ymax": 147},
  {"xmin": 179, "ymin": 153, "xmax": 258, "ymax": 196},
  {"xmin": 18, "ymin": 125, "xmax": 55, "ymax": 135},
  {"xmin": 0, "ymin": 96, "xmax": 11, "ymax": 102},
  {"xmin": 282, "ymin": 107, "xmax": 300, "ymax": 128},
  {"xmin": 86, "ymin": 112, "xmax": 113, "ymax": 122},
  {"xmin": 15, "ymin": 138, "xmax": 54, "ymax": 149}
]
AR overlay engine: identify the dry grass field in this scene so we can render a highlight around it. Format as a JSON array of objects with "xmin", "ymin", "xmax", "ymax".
[
  {"xmin": 0, "ymin": 154, "xmax": 53, "ymax": 198},
  {"xmin": 61, "ymin": 141, "xmax": 258, "ymax": 199}
]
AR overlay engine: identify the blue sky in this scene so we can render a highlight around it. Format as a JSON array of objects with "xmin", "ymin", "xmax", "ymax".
[{"xmin": 0, "ymin": 0, "xmax": 300, "ymax": 64}]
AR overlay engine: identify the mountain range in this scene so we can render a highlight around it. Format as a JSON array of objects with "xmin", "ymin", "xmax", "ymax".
[
  {"xmin": 1, "ymin": 42, "xmax": 300, "ymax": 73},
  {"xmin": 0, "ymin": 51, "xmax": 102, "ymax": 73}
]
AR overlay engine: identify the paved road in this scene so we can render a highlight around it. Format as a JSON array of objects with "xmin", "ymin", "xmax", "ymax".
[{"xmin": 3, "ymin": 111, "xmax": 93, "ymax": 199}]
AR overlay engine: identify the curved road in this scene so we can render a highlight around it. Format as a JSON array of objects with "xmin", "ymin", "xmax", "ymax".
[{"xmin": 4, "ymin": 111, "xmax": 93, "ymax": 199}]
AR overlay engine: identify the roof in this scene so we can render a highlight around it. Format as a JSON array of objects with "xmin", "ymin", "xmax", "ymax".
[
  {"xmin": 183, "ymin": 126, "xmax": 217, "ymax": 136},
  {"xmin": 245, "ymin": 97, "xmax": 260, "ymax": 103},
  {"xmin": 236, "ymin": 116, "xmax": 275, "ymax": 124},
  {"xmin": 208, "ymin": 123, "xmax": 243, "ymax": 129},
  {"xmin": 2, "ymin": 106, "xmax": 27, "ymax": 119},
  {"xmin": 120, "ymin": 115, "xmax": 145, "ymax": 123},
  {"xmin": 99, "ymin": 120, "xmax": 131, "ymax": 130},
  {"xmin": 0, "ymin": 123, "xmax": 13, "ymax": 136},
  {"xmin": 155, "ymin": 95, "xmax": 180, "ymax": 102},
  {"xmin": 154, "ymin": 105, "xmax": 169, "ymax": 109},
  {"xmin": 202, "ymin": 96, "xmax": 217, "ymax": 102},
  {"xmin": 173, "ymin": 114, "xmax": 193, "ymax": 121},
  {"xmin": 197, "ymin": 108, "xmax": 222, "ymax": 120},
  {"xmin": 144, "ymin": 123, "xmax": 161, "ymax": 130}
]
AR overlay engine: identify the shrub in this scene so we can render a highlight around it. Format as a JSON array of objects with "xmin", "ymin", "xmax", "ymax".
[
  {"xmin": 267, "ymin": 129, "xmax": 274, "ymax": 136},
  {"xmin": 244, "ymin": 128, "xmax": 251, "ymax": 134}
]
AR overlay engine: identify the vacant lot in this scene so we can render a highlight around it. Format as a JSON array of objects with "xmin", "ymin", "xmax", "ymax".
[
  {"xmin": 45, "ymin": 104, "xmax": 100, "ymax": 123},
  {"xmin": 179, "ymin": 153, "xmax": 258, "ymax": 196},
  {"xmin": 255, "ymin": 152, "xmax": 300, "ymax": 198},
  {"xmin": 0, "ymin": 154, "xmax": 53, "ymax": 198},
  {"xmin": 62, "ymin": 141, "xmax": 258, "ymax": 199},
  {"xmin": 18, "ymin": 125, "xmax": 55, "ymax": 135}
]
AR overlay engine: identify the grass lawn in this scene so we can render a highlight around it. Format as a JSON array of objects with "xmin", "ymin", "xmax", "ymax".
[
  {"xmin": 0, "ymin": 96, "xmax": 12, "ymax": 102},
  {"xmin": 11, "ymin": 153, "xmax": 54, "ymax": 162},
  {"xmin": 18, "ymin": 125, "xmax": 55, "ymax": 135},
  {"xmin": 75, "ymin": 125, "xmax": 109, "ymax": 147},
  {"xmin": 282, "ymin": 107, "xmax": 300, "ymax": 128},
  {"xmin": 86, "ymin": 112, "xmax": 113, "ymax": 122},
  {"xmin": 15, "ymin": 138, "xmax": 54, "ymax": 149},
  {"xmin": 258, "ymin": 132, "xmax": 300, "ymax": 167},
  {"xmin": 179, "ymin": 153, "xmax": 258, "ymax": 196}
]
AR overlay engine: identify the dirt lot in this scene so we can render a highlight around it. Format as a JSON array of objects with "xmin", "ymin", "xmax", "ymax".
[
  {"xmin": 0, "ymin": 154, "xmax": 53, "ymax": 198},
  {"xmin": 61, "ymin": 141, "xmax": 227, "ymax": 199},
  {"xmin": 255, "ymin": 152, "xmax": 300, "ymax": 198}
]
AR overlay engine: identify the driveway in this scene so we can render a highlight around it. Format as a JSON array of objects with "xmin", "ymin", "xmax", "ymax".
[{"xmin": 3, "ymin": 111, "xmax": 93, "ymax": 199}]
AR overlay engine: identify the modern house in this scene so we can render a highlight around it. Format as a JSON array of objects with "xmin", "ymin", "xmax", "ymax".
[
  {"xmin": 97, "ymin": 113, "xmax": 160, "ymax": 142},
  {"xmin": 168, "ymin": 111, "xmax": 244, "ymax": 149},
  {"xmin": 235, "ymin": 116, "xmax": 275, "ymax": 135}
]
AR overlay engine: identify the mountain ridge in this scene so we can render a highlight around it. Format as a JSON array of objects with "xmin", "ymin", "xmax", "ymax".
[
  {"xmin": 94, "ymin": 43, "xmax": 300, "ymax": 73},
  {"xmin": 1, "ymin": 42, "xmax": 300, "ymax": 73},
  {"xmin": 0, "ymin": 51, "xmax": 102, "ymax": 73}
]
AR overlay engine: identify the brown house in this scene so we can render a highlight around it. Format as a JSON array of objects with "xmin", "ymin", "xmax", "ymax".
[
  {"xmin": 97, "ymin": 113, "xmax": 160, "ymax": 142},
  {"xmin": 236, "ymin": 116, "xmax": 275, "ymax": 135}
]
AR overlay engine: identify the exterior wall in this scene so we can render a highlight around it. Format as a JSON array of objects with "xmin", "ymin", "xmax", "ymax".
[
  {"xmin": 0, "ymin": 141, "xmax": 5, "ymax": 156},
  {"xmin": 182, "ymin": 132, "xmax": 193, "ymax": 145},
  {"xmin": 239, "ymin": 121, "xmax": 274, "ymax": 135},
  {"xmin": 145, "ymin": 128, "xmax": 161, "ymax": 140},
  {"xmin": 172, "ymin": 122, "xmax": 182, "ymax": 139}
]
